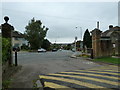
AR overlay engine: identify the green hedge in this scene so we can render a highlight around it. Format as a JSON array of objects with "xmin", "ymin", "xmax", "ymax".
[{"xmin": 2, "ymin": 38, "xmax": 11, "ymax": 64}]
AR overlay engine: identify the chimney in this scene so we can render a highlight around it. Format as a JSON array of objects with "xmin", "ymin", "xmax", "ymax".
[
  {"xmin": 109, "ymin": 25, "xmax": 113, "ymax": 30},
  {"xmin": 97, "ymin": 21, "xmax": 99, "ymax": 29}
]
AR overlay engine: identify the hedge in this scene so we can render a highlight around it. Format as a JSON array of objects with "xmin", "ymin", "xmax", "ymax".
[{"xmin": 2, "ymin": 38, "xmax": 11, "ymax": 64}]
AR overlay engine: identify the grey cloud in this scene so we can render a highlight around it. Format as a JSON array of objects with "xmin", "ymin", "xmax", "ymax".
[{"xmin": 1, "ymin": 2, "xmax": 118, "ymax": 43}]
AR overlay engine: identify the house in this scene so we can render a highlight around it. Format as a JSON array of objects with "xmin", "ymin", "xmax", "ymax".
[
  {"xmin": 72, "ymin": 40, "xmax": 83, "ymax": 51},
  {"xmin": 12, "ymin": 31, "xmax": 28, "ymax": 49},
  {"xmin": 91, "ymin": 25, "xmax": 120, "ymax": 58}
]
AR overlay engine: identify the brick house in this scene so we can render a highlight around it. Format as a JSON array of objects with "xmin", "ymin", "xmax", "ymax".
[{"xmin": 91, "ymin": 25, "xmax": 120, "ymax": 58}]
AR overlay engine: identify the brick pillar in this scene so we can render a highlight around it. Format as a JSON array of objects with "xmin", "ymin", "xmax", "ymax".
[
  {"xmin": 118, "ymin": 40, "xmax": 120, "ymax": 56},
  {"xmin": 115, "ymin": 39, "xmax": 120, "ymax": 56},
  {"xmin": 1, "ymin": 16, "xmax": 14, "ymax": 66},
  {"xmin": 91, "ymin": 28, "xmax": 102, "ymax": 58}
]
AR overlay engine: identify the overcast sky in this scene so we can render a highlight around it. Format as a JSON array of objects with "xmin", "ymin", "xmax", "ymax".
[{"xmin": 1, "ymin": 2, "xmax": 118, "ymax": 43}]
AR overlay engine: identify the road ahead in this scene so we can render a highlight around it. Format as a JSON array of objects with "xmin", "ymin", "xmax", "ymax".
[
  {"xmin": 14, "ymin": 50, "xmax": 74, "ymax": 65},
  {"xmin": 11, "ymin": 50, "xmax": 103, "ymax": 88}
]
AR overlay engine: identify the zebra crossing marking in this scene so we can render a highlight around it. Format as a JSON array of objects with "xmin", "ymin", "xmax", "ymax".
[
  {"xmin": 40, "ymin": 75, "xmax": 106, "ymax": 88},
  {"xmin": 44, "ymin": 82, "xmax": 75, "ymax": 90},
  {"xmin": 47, "ymin": 73, "xmax": 118, "ymax": 86},
  {"xmin": 39, "ymin": 65, "xmax": 119, "ymax": 89},
  {"xmin": 59, "ymin": 71, "xmax": 119, "ymax": 80},
  {"xmin": 74, "ymin": 70, "xmax": 119, "ymax": 75}
]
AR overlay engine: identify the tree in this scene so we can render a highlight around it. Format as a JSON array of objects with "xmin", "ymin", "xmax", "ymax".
[
  {"xmin": 41, "ymin": 39, "xmax": 51, "ymax": 50},
  {"xmin": 66, "ymin": 44, "xmax": 72, "ymax": 50},
  {"xmin": 83, "ymin": 29, "xmax": 92, "ymax": 49},
  {"xmin": 24, "ymin": 18, "xmax": 49, "ymax": 50}
]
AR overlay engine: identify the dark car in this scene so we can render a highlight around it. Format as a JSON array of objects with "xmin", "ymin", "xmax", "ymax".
[{"xmin": 52, "ymin": 49, "xmax": 57, "ymax": 52}]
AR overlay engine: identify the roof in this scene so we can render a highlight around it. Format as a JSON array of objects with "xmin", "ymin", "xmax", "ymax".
[
  {"xmin": 101, "ymin": 26, "xmax": 120, "ymax": 37},
  {"xmin": 12, "ymin": 31, "xmax": 24, "ymax": 38}
]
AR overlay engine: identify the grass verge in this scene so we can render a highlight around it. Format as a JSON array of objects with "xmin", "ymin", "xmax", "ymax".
[{"xmin": 93, "ymin": 57, "xmax": 120, "ymax": 65}]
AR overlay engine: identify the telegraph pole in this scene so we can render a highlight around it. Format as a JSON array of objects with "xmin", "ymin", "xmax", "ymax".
[
  {"xmin": 75, "ymin": 26, "xmax": 82, "ymax": 51},
  {"xmin": 75, "ymin": 36, "xmax": 77, "ymax": 52}
]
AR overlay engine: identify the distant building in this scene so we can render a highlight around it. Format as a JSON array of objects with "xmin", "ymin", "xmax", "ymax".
[
  {"xmin": 52, "ymin": 43, "xmax": 72, "ymax": 49},
  {"xmin": 91, "ymin": 25, "xmax": 120, "ymax": 58},
  {"xmin": 12, "ymin": 31, "xmax": 28, "ymax": 48},
  {"xmin": 72, "ymin": 40, "xmax": 83, "ymax": 51}
]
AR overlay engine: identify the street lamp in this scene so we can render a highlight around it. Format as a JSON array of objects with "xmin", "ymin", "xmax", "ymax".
[
  {"xmin": 75, "ymin": 27, "xmax": 82, "ymax": 51},
  {"xmin": 76, "ymin": 27, "xmax": 82, "ymax": 41}
]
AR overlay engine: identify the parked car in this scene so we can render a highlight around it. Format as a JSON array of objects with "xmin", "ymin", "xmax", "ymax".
[
  {"xmin": 52, "ymin": 48, "xmax": 58, "ymax": 52},
  {"xmin": 38, "ymin": 48, "xmax": 46, "ymax": 52}
]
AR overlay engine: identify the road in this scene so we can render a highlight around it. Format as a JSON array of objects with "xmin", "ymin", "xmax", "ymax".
[{"xmin": 11, "ymin": 50, "xmax": 107, "ymax": 88}]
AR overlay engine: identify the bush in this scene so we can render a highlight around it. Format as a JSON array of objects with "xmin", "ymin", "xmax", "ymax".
[
  {"xmin": 2, "ymin": 79, "xmax": 11, "ymax": 88},
  {"xmin": 2, "ymin": 38, "xmax": 11, "ymax": 64},
  {"xmin": 21, "ymin": 44, "xmax": 29, "ymax": 50}
]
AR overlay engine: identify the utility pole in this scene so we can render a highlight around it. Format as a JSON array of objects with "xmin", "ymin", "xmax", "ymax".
[
  {"xmin": 75, "ymin": 36, "xmax": 77, "ymax": 52},
  {"xmin": 76, "ymin": 26, "xmax": 82, "ymax": 51}
]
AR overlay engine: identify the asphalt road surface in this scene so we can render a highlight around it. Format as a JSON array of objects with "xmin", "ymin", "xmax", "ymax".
[{"xmin": 11, "ymin": 50, "xmax": 103, "ymax": 88}]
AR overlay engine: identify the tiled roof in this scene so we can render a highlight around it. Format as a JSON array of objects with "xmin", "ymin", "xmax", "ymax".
[
  {"xmin": 12, "ymin": 31, "xmax": 24, "ymax": 38},
  {"xmin": 101, "ymin": 26, "xmax": 120, "ymax": 37}
]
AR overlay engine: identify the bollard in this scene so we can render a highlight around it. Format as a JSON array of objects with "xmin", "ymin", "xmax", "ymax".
[
  {"xmin": 15, "ymin": 50, "xmax": 18, "ymax": 66},
  {"xmin": 91, "ymin": 49, "xmax": 94, "ymax": 59}
]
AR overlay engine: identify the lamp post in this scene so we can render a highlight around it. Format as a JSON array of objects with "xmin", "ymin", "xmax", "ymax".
[
  {"xmin": 76, "ymin": 27, "xmax": 82, "ymax": 41},
  {"xmin": 75, "ymin": 27, "xmax": 82, "ymax": 51}
]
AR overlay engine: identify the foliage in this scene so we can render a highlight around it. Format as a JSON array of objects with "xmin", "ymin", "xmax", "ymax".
[
  {"xmin": 21, "ymin": 44, "xmax": 29, "ymax": 50},
  {"xmin": 24, "ymin": 18, "xmax": 49, "ymax": 50},
  {"xmin": 63, "ymin": 44, "xmax": 72, "ymax": 50},
  {"xmin": 50, "ymin": 43, "xmax": 60, "ymax": 50},
  {"xmin": 94, "ymin": 57, "xmax": 120, "ymax": 64},
  {"xmin": 2, "ymin": 38, "xmax": 11, "ymax": 64},
  {"xmin": 2, "ymin": 79, "xmax": 11, "ymax": 89},
  {"xmin": 66, "ymin": 44, "xmax": 72, "ymax": 50},
  {"xmin": 41, "ymin": 39, "xmax": 51, "ymax": 50},
  {"xmin": 83, "ymin": 29, "xmax": 92, "ymax": 48}
]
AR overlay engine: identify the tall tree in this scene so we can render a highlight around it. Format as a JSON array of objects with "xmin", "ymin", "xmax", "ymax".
[
  {"xmin": 83, "ymin": 29, "xmax": 92, "ymax": 48},
  {"xmin": 41, "ymin": 39, "xmax": 51, "ymax": 50},
  {"xmin": 24, "ymin": 18, "xmax": 48, "ymax": 50}
]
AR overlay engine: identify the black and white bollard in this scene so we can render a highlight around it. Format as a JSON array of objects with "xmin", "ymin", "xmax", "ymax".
[{"xmin": 15, "ymin": 50, "xmax": 18, "ymax": 66}]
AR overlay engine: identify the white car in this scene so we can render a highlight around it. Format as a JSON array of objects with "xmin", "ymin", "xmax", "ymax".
[
  {"xmin": 38, "ymin": 48, "xmax": 46, "ymax": 52},
  {"xmin": 71, "ymin": 48, "xmax": 75, "ymax": 52}
]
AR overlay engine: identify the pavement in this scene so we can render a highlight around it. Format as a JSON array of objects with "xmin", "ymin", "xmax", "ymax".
[
  {"xmin": 39, "ymin": 65, "xmax": 119, "ymax": 89},
  {"xmin": 71, "ymin": 51, "xmax": 82, "ymax": 58}
]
